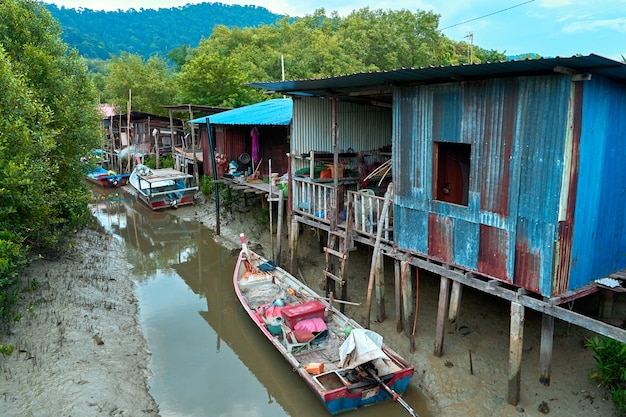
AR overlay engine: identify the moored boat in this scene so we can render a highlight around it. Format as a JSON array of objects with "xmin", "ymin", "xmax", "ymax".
[
  {"xmin": 128, "ymin": 164, "xmax": 198, "ymax": 210},
  {"xmin": 86, "ymin": 166, "xmax": 130, "ymax": 188},
  {"xmin": 234, "ymin": 234, "xmax": 417, "ymax": 415}
]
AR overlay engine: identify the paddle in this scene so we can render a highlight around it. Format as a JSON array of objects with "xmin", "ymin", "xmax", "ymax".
[{"xmin": 364, "ymin": 367, "xmax": 420, "ymax": 417}]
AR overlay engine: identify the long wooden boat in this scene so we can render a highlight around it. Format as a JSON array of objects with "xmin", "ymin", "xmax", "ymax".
[
  {"xmin": 85, "ymin": 166, "xmax": 130, "ymax": 188},
  {"xmin": 129, "ymin": 164, "xmax": 198, "ymax": 210},
  {"xmin": 234, "ymin": 234, "xmax": 417, "ymax": 415}
]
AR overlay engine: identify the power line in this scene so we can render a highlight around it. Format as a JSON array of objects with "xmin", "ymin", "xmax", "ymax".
[{"xmin": 440, "ymin": 0, "xmax": 536, "ymax": 31}]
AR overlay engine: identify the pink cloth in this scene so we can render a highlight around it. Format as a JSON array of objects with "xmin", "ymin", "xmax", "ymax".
[{"xmin": 294, "ymin": 317, "xmax": 327, "ymax": 333}]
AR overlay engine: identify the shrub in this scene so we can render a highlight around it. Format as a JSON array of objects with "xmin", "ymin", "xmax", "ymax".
[
  {"xmin": 0, "ymin": 233, "xmax": 28, "ymax": 331},
  {"xmin": 586, "ymin": 335, "xmax": 626, "ymax": 414}
]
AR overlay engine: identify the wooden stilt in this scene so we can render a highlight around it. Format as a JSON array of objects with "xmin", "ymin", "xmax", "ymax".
[
  {"xmin": 394, "ymin": 259, "xmax": 403, "ymax": 332},
  {"xmin": 410, "ymin": 268, "xmax": 420, "ymax": 353},
  {"xmin": 449, "ymin": 280, "xmax": 463, "ymax": 324},
  {"xmin": 434, "ymin": 276, "xmax": 450, "ymax": 357},
  {"xmin": 599, "ymin": 289, "xmax": 614, "ymax": 319},
  {"xmin": 364, "ymin": 183, "xmax": 392, "ymax": 329},
  {"xmin": 508, "ymin": 301, "xmax": 525, "ymax": 405},
  {"xmin": 276, "ymin": 191, "xmax": 284, "ymax": 265},
  {"xmin": 289, "ymin": 217, "xmax": 299, "ymax": 275},
  {"xmin": 539, "ymin": 312, "xmax": 554, "ymax": 386},
  {"xmin": 401, "ymin": 258, "xmax": 413, "ymax": 335},
  {"xmin": 375, "ymin": 250, "xmax": 385, "ymax": 323}
]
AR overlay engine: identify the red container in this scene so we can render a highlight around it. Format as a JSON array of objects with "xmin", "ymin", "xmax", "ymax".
[{"xmin": 281, "ymin": 300, "xmax": 326, "ymax": 328}]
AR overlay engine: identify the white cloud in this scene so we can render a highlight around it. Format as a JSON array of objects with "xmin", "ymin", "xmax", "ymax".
[{"xmin": 563, "ymin": 17, "xmax": 626, "ymax": 33}]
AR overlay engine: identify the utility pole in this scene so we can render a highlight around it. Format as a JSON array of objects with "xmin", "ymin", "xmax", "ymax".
[{"xmin": 466, "ymin": 32, "xmax": 474, "ymax": 64}]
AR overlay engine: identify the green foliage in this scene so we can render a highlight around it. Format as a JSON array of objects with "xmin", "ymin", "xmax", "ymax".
[
  {"xmin": 586, "ymin": 335, "xmax": 626, "ymax": 413},
  {"xmin": 0, "ymin": 344, "xmax": 15, "ymax": 356},
  {"xmin": 45, "ymin": 3, "xmax": 284, "ymax": 61},
  {"xmin": 201, "ymin": 176, "xmax": 239, "ymax": 212},
  {"xmin": 176, "ymin": 50, "xmax": 266, "ymax": 107},
  {"xmin": 200, "ymin": 175, "xmax": 216, "ymax": 197},
  {"xmin": 104, "ymin": 52, "xmax": 177, "ymax": 115},
  {"xmin": 143, "ymin": 154, "xmax": 174, "ymax": 169},
  {"xmin": 0, "ymin": 0, "xmax": 99, "ymax": 331}
]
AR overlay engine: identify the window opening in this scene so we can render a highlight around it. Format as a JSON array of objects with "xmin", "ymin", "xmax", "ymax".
[{"xmin": 434, "ymin": 142, "xmax": 471, "ymax": 206}]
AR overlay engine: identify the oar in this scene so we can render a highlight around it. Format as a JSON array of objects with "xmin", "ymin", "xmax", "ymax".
[{"xmin": 365, "ymin": 368, "xmax": 419, "ymax": 417}]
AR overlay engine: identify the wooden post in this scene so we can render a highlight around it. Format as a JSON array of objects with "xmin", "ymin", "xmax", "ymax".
[
  {"xmin": 189, "ymin": 104, "xmax": 199, "ymax": 185},
  {"xmin": 401, "ymin": 258, "xmax": 413, "ymax": 335},
  {"xmin": 599, "ymin": 289, "xmax": 614, "ymax": 319},
  {"xmin": 289, "ymin": 217, "xmax": 299, "ymax": 275},
  {"xmin": 434, "ymin": 276, "xmax": 450, "ymax": 357},
  {"xmin": 375, "ymin": 250, "xmax": 385, "ymax": 323},
  {"xmin": 276, "ymin": 190, "xmax": 284, "ymax": 265},
  {"xmin": 364, "ymin": 183, "xmax": 393, "ymax": 329},
  {"xmin": 394, "ymin": 259, "xmax": 403, "ymax": 332},
  {"xmin": 448, "ymin": 280, "xmax": 463, "ymax": 324},
  {"xmin": 539, "ymin": 312, "xmax": 554, "ymax": 386},
  {"xmin": 508, "ymin": 301, "xmax": 525, "ymax": 405}
]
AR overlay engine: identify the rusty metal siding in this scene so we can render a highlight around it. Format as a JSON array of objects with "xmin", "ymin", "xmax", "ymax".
[
  {"xmin": 568, "ymin": 76, "xmax": 626, "ymax": 290},
  {"xmin": 513, "ymin": 76, "xmax": 571, "ymax": 295},
  {"xmin": 292, "ymin": 97, "xmax": 392, "ymax": 173},
  {"xmin": 394, "ymin": 75, "xmax": 574, "ymax": 296}
]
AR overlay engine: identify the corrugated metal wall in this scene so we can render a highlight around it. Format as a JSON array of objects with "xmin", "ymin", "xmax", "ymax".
[
  {"xmin": 569, "ymin": 76, "xmax": 626, "ymax": 290},
  {"xmin": 292, "ymin": 97, "xmax": 392, "ymax": 172},
  {"xmin": 393, "ymin": 75, "xmax": 574, "ymax": 296}
]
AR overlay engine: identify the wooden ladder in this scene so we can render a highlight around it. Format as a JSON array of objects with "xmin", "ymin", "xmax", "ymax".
[{"xmin": 323, "ymin": 199, "xmax": 355, "ymax": 313}]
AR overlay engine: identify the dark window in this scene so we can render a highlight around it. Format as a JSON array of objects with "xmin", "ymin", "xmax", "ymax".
[{"xmin": 433, "ymin": 142, "xmax": 471, "ymax": 206}]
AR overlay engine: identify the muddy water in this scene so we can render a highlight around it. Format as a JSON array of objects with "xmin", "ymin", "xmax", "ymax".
[{"xmin": 91, "ymin": 190, "xmax": 430, "ymax": 417}]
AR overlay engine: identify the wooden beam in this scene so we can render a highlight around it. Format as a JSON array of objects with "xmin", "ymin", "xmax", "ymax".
[
  {"xmin": 508, "ymin": 301, "xmax": 525, "ymax": 405},
  {"xmin": 434, "ymin": 276, "xmax": 450, "ymax": 357},
  {"xmin": 449, "ymin": 280, "xmax": 463, "ymax": 324},
  {"xmin": 401, "ymin": 258, "xmax": 413, "ymax": 335},
  {"xmin": 289, "ymin": 218, "xmax": 299, "ymax": 275},
  {"xmin": 540, "ymin": 313, "xmax": 554, "ymax": 386},
  {"xmin": 394, "ymin": 259, "xmax": 403, "ymax": 332},
  {"xmin": 375, "ymin": 250, "xmax": 385, "ymax": 323}
]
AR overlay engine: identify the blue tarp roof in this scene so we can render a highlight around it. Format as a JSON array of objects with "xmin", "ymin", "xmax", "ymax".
[{"xmin": 188, "ymin": 98, "xmax": 292, "ymax": 126}]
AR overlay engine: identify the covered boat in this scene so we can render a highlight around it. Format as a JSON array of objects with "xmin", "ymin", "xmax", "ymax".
[
  {"xmin": 234, "ymin": 234, "xmax": 417, "ymax": 415},
  {"xmin": 85, "ymin": 166, "xmax": 130, "ymax": 188},
  {"xmin": 128, "ymin": 164, "xmax": 198, "ymax": 210}
]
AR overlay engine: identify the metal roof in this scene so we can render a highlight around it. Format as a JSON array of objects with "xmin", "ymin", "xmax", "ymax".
[
  {"xmin": 188, "ymin": 98, "xmax": 292, "ymax": 125},
  {"xmin": 248, "ymin": 55, "xmax": 626, "ymax": 104}
]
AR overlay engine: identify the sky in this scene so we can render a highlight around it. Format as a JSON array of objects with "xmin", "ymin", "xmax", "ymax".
[{"xmin": 45, "ymin": 0, "xmax": 626, "ymax": 60}]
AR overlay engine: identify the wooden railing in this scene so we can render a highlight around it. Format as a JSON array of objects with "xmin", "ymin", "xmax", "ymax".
[
  {"xmin": 348, "ymin": 189, "xmax": 392, "ymax": 240},
  {"xmin": 292, "ymin": 177, "xmax": 393, "ymax": 241},
  {"xmin": 292, "ymin": 177, "xmax": 334, "ymax": 223}
]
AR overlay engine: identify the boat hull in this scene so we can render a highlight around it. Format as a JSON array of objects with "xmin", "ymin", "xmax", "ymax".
[
  {"xmin": 85, "ymin": 167, "xmax": 130, "ymax": 188},
  {"xmin": 234, "ymin": 247, "xmax": 415, "ymax": 415},
  {"xmin": 129, "ymin": 164, "xmax": 198, "ymax": 211}
]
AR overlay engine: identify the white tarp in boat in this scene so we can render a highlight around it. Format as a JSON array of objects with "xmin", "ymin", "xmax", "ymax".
[{"xmin": 339, "ymin": 328, "xmax": 387, "ymax": 369}]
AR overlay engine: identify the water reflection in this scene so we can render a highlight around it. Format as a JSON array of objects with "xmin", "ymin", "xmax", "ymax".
[{"xmin": 89, "ymin": 188, "xmax": 429, "ymax": 417}]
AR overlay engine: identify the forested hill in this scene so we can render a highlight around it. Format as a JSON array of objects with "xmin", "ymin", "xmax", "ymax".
[{"xmin": 45, "ymin": 2, "xmax": 284, "ymax": 60}]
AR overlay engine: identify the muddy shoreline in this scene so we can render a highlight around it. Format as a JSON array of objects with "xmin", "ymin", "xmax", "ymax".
[{"xmin": 0, "ymin": 194, "xmax": 620, "ymax": 417}]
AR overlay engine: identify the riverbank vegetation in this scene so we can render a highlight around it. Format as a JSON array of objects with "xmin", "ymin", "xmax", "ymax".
[{"xmin": 0, "ymin": 0, "xmax": 100, "ymax": 331}]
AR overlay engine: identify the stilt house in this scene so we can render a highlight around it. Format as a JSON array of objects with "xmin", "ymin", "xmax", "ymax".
[
  {"xmin": 249, "ymin": 55, "xmax": 626, "ymax": 404},
  {"xmin": 251, "ymin": 54, "xmax": 626, "ymax": 299}
]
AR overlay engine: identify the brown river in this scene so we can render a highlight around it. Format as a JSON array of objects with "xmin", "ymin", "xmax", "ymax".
[{"xmin": 91, "ymin": 189, "xmax": 430, "ymax": 417}]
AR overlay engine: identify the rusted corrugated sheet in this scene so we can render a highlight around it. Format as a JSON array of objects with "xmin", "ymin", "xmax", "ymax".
[
  {"xmin": 394, "ymin": 75, "xmax": 573, "ymax": 296},
  {"xmin": 478, "ymin": 224, "xmax": 510, "ymax": 281},
  {"xmin": 428, "ymin": 213, "xmax": 453, "ymax": 263}
]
